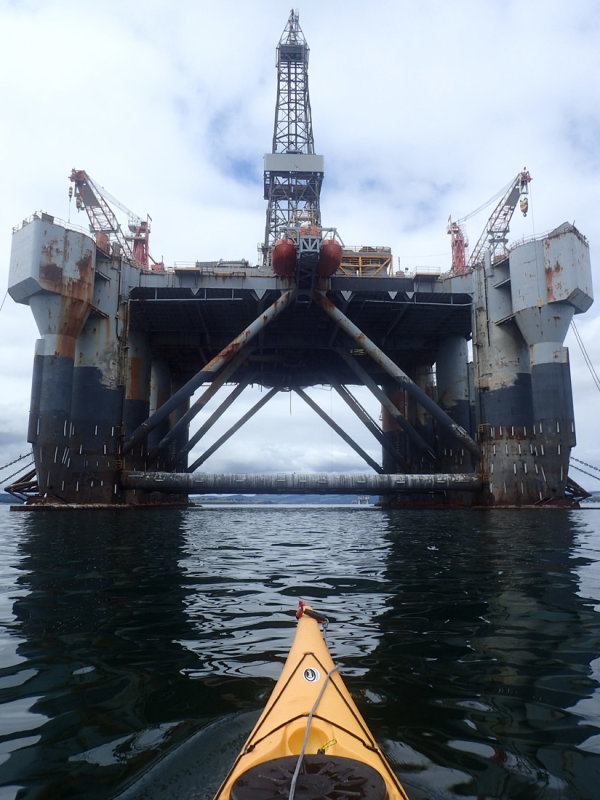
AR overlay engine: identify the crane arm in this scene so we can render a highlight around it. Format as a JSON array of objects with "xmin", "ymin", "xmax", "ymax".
[
  {"xmin": 467, "ymin": 169, "xmax": 531, "ymax": 268},
  {"xmin": 69, "ymin": 169, "xmax": 161, "ymax": 271},
  {"xmin": 93, "ymin": 181, "xmax": 143, "ymax": 230},
  {"xmin": 69, "ymin": 169, "xmax": 134, "ymax": 259}
]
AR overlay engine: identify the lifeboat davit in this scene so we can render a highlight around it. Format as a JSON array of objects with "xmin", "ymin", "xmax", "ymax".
[
  {"xmin": 317, "ymin": 238, "xmax": 343, "ymax": 277},
  {"xmin": 271, "ymin": 238, "xmax": 297, "ymax": 277}
]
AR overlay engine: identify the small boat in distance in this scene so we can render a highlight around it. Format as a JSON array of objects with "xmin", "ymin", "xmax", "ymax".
[{"xmin": 212, "ymin": 602, "xmax": 409, "ymax": 799}]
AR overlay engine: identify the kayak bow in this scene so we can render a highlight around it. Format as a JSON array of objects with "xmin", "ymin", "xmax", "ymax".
[{"xmin": 213, "ymin": 603, "xmax": 409, "ymax": 800}]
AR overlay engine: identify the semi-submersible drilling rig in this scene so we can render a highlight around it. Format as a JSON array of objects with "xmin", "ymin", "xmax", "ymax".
[{"xmin": 7, "ymin": 11, "xmax": 594, "ymax": 508}]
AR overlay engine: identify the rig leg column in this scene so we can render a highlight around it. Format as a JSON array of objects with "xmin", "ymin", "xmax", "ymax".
[
  {"xmin": 471, "ymin": 258, "xmax": 535, "ymax": 505},
  {"xmin": 409, "ymin": 364, "xmax": 435, "ymax": 458},
  {"xmin": 381, "ymin": 384, "xmax": 409, "ymax": 473},
  {"xmin": 148, "ymin": 358, "xmax": 172, "ymax": 467},
  {"xmin": 123, "ymin": 331, "xmax": 152, "ymax": 453},
  {"xmin": 27, "ymin": 339, "xmax": 44, "ymax": 449},
  {"xmin": 472, "ymin": 262, "xmax": 533, "ymax": 429},
  {"xmin": 30, "ymin": 335, "xmax": 75, "ymax": 499},
  {"xmin": 530, "ymin": 343, "xmax": 575, "ymax": 501},
  {"xmin": 436, "ymin": 335, "xmax": 472, "ymax": 472},
  {"xmin": 70, "ymin": 318, "xmax": 124, "ymax": 504},
  {"xmin": 508, "ymin": 227, "xmax": 591, "ymax": 502},
  {"xmin": 167, "ymin": 376, "xmax": 190, "ymax": 474}
]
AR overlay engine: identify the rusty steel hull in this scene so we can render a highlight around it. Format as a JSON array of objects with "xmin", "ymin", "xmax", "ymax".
[
  {"xmin": 465, "ymin": 223, "xmax": 591, "ymax": 506},
  {"xmin": 7, "ymin": 214, "xmax": 593, "ymax": 509}
]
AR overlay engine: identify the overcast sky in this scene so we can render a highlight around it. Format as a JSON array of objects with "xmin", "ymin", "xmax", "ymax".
[{"xmin": 1, "ymin": 0, "xmax": 599, "ymax": 490}]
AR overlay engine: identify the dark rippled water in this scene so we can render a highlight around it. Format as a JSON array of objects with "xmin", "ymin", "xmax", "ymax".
[{"xmin": 1, "ymin": 504, "xmax": 600, "ymax": 799}]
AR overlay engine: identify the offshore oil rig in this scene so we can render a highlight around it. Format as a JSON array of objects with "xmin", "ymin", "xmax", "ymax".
[{"xmin": 6, "ymin": 11, "xmax": 593, "ymax": 508}]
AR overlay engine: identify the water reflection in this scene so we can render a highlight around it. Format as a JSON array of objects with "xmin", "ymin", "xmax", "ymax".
[
  {"xmin": 1, "ymin": 510, "xmax": 205, "ymax": 799},
  {"xmin": 0, "ymin": 507, "xmax": 396, "ymax": 799},
  {"xmin": 177, "ymin": 508, "xmax": 392, "ymax": 681},
  {"xmin": 1, "ymin": 507, "xmax": 600, "ymax": 799},
  {"xmin": 371, "ymin": 509, "xmax": 600, "ymax": 799}
]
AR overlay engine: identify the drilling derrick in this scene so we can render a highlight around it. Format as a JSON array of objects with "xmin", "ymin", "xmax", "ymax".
[{"xmin": 263, "ymin": 9, "xmax": 325, "ymax": 277}]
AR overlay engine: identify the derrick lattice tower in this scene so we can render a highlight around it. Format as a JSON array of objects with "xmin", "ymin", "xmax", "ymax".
[{"xmin": 263, "ymin": 9, "xmax": 324, "ymax": 265}]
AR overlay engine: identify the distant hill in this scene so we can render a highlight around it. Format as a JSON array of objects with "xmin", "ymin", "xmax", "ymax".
[
  {"xmin": 582, "ymin": 492, "xmax": 600, "ymax": 503},
  {"xmin": 0, "ymin": 493, "xmax": 19, "ymax": 504}
]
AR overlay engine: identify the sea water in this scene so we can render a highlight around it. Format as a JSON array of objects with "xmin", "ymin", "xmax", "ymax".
[{"xmin": 1, "ymin": 504, "xmax": 600, "ymax": 799}]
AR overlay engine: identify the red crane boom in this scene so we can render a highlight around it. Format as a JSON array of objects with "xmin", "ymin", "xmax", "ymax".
[
  {"xmin": 449, "ymin": 169, "xmax": 532, "ymax": 275},
  {"xmin": 69, "ymin": 169, "xmax": 159, "ymax": 270}
]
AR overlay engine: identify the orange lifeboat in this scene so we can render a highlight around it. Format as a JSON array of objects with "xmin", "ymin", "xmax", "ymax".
[
  {"xmin": 271, "ymin": 239, "xmax": 297, "ymax": 277},
  {"xmin": 318, "ymin": 238, "xmax": 342, "ymax": 277}
]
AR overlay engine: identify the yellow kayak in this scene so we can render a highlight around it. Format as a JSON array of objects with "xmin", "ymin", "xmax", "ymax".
[{"xmin": 213, "ymin": 602, "xmax": 409, "ymax": 799}]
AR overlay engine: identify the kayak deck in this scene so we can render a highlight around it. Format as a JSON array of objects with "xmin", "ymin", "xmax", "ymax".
[{"xmin": 213, "ymin": 604, "xmax": 409, "ymax": 799}]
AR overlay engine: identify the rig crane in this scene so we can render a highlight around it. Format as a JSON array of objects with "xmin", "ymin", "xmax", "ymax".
[
  {"xmin": 69, "ymin": 170, "xmax": 158, "ymax": 270},
  {"xmin": 449, "ymin": 169, "xmax": 532, "ymax": 274},
  {"xmin": 447, "ymin": 217, "xmax": 468, "ymax": 274}
]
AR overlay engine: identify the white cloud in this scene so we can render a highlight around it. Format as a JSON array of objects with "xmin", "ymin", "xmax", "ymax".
[{"xmin": 1, "ymin": 0, "xmax": 600, "ymax": 489}]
